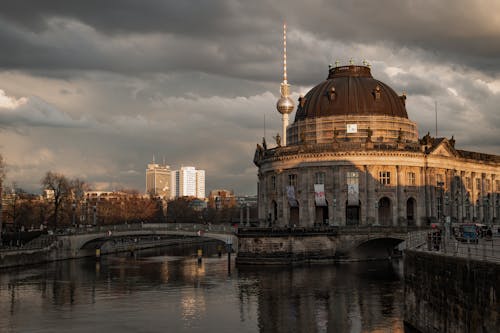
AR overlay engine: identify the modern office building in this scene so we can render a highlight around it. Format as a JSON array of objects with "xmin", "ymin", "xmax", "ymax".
[
  {"xmin": 145, "ymin": 162, "xmax": 171, "ymax": 198},
  {"xmin": 170, "ymin": 166, "xmax": 205, "ymax": 199}
]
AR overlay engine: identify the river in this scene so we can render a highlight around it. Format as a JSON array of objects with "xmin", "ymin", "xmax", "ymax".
[{"xmin": 0, "ymin": 242, "xmax": 410, "ymax": 332}]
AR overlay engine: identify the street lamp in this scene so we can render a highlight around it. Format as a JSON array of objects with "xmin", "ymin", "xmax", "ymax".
[
  {"xmin": 93, "ymin": 204, "xmax": 97, "ymax": 229},
  {"xmin": 72, "ymin": 200, "xmax": 76, "ymax": 228},
  {"xmin": 437, "ymin": 181, "xmax": 444, "ymax": 223}
]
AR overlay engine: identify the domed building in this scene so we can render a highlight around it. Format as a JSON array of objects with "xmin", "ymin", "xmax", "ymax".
[{"xmin": 254, "ymin": 32, "xmax": 500, "ymax": 227}]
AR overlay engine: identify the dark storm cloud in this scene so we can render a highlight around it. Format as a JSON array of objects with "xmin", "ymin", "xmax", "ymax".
[
  {"xmin": 1, "ymin": 0, "xmax": 500, "ymax": 80},
  {"xmin": 0, "ymin": 0, "xmax": 499, "ymax": 194}
]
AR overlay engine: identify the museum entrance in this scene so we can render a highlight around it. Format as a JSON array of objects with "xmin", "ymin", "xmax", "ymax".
[
  {"xmin": 290, "ymin": 206, "xmax": 299, "ymax": 226},
  {"xmin": 315, "ymin": 205, "xmax": 329, "ymax": 225},
  {"xmin": 406, "ymin": 198, "xmax": 416, "ymax": 226},
  {"xmin": 346, "ymin": 203, "xmax": 360, "ymax": 225},
  {"xmin": 378, "ymin": 197, "xmax": 392, "ymax": 226},
  {"xmin": 271, "ymin": 201, "xmax": 278, "ymax": 225}
]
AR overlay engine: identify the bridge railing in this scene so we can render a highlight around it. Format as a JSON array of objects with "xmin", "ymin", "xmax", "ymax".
[
  {"xmin": 407, "ymin": 230, "xmax": 500, "ymax": 263},
  {"xmin": 238, "ymin": 225, "xmax": 429, "ymax": 236},
  {"xmin": 47, "ymin": 222, "xmax": 237, "ymax": 236}
]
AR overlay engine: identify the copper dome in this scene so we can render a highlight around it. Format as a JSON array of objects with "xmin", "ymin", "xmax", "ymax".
[{"xmin": 294, "ymin": 65, "xmax": 408, "ymax": 121}]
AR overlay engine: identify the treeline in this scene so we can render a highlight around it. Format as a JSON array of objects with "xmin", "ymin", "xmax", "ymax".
[{"xmin": 1, "ymin": 169, "xmax": 164, "ymax": 231}]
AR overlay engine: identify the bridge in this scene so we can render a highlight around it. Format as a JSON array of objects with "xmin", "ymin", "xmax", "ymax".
[
  {"xmin": 0, "ymin": 223, "xmax": 238, "ymax": 268},
  {"xmin": 236, "ymin": 225, "xmax": 429, "ymax": 264}
]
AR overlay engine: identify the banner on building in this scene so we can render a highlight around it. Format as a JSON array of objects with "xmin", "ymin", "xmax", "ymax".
[
  {"xmin": 347, "ymin": 183, "xmax": 359, "ymax": 206},
  {"xmin": 314, "ymin": 184, "xmax": 327, "ymax": 206},
  {"xmin": 286, "ymin": 186, "xmax": 299, "ymax": 207}
]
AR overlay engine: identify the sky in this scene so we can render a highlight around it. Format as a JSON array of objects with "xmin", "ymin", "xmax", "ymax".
[{"xmin": 0, "ymin": 0, "xmax": 499, "ymax": 195}]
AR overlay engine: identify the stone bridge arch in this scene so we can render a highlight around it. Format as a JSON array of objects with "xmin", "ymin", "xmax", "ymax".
[{"xmin": 336, "ymin": 233, "xmax": 407, "ymax": 260}]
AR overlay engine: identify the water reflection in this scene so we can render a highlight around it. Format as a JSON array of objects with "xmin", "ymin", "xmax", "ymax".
[
  {"xmin": 1, "ymin": 242, "xmax": 408, "ymax": 332},
  {"xmin": 238, "ymin": 260, "xmax": 405, "ymax": 333}
]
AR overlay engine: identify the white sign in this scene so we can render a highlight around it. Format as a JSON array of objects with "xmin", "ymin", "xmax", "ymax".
[
  {"xmin": 347, "ymin": 183, "xmax": 359, "ymax": 206},
  {"xmin": 314, "ymin": 184, "xmax": 327, "ymax": 207},
  {"xmin": 286, "ymin": 186, "xmax": 299, "ymax": 207},
  {"xmin": 346, "ymin": 124, "xmax": 358, "ymax": 133}
]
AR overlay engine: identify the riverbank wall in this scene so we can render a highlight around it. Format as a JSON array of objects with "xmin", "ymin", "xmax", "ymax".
[{"xmin": 404, "ymin": 250, "xmax": 499, "ymax": 333}]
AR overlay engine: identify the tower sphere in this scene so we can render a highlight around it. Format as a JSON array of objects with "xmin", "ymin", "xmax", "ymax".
[{"xmin": 276, "ymin": 96, "xmax": 294, "ymax": 114}]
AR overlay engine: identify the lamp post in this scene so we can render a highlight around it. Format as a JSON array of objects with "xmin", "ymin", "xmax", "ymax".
[
  {"xmin": 332, "ymin": 198, "xmax": 336, "ymax": 226},
  {"xmin": 226, "ymin": 236, "xmax": 233, "ymax": 275},
  {"xmin": 72, "ymin": 200, "xmax": 76, "ymax": 229},
  {"xmin": 93, "ymin": 204, "xmax": 97, "ymax": 229},
  {"xmin": 437, "ymin": 181, "xmax": 444, "ymax": 224}
]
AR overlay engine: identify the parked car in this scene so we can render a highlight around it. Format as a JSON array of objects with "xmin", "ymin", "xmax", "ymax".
[{"xmin": 457, "ymin": 224, "xmax": 479, "ymax": 244}]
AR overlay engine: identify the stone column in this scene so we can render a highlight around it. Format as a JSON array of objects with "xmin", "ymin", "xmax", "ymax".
[
  {"xmin": 424, "ymin": 166, "xmax": 430, "ymax": 223},
  {"xmin": 326, "ymin": 167, "xmax": 334, "ymax": 225},
  {"xmin": 281, "ymin": 173, "xmax": 289, "ymax": 226},
  {"xmin": 246, "ymin": 204, "xmax": 250, "ymax": 226},
  {"xmin": 337, "ymin": 167, "xmax": 345, "ymax": 226},
  {"xmin": 364, "ymin": 165, "xmax": 369, "ymax": 226},
  {"xmin": 307, "ymin": 168, "xmax": 314, "ymax": 226},
  {"xmin": 459, "ymin": 171, "xmax": 465, "ymax": 223},
  {"xmin": 491, "ymin": 175, "xmax": 496, "ymax": 221},
  {"xmin": 445, "ymin": 169, "xmax": 452, "ymax": 219},
  {"xmin": 480, "ymin": 173, "xmax": 485, "ymax": 222},
  {"xmin": 428, "ymin": 168, "xmax": 435, "ymax": 220},
  {"xmin": 396, "ymin": 165, "xmax": 403, "ymax": 226}
]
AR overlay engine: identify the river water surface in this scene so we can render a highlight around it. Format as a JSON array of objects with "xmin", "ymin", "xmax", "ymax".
[{"xmin": 0, "ymin": 242, "xmax": 408, "ymax": 332}]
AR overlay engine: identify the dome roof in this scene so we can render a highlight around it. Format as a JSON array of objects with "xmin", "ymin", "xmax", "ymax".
[{"xmin": 294, "ymin": 65, "xmax": 408, "ymax": 121}]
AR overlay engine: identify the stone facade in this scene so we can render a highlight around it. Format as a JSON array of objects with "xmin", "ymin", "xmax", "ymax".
[{"xmin": 255, "ymin": 139, "xmax": 500, "ymax": 227}]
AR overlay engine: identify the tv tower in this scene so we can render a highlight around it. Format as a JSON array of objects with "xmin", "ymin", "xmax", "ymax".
[{"xmin": 276, "ymin": 23, "xmax": 294, "ymax": 146}]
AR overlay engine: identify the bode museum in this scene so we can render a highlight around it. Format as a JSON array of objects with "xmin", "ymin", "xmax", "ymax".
[{"xmin": 254, "ymin": 33, "xmax": 500, "ymax": 228}]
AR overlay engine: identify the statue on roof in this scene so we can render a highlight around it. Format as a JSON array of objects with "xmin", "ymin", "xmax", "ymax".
[{"xmin": 274, "ymin": 133, "xmax": 281, "ymax": 147}]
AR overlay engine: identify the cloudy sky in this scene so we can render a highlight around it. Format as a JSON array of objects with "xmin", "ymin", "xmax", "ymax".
[{"xmin": 0, "ymin": 0, "xmax": 499, "ymax": 194}]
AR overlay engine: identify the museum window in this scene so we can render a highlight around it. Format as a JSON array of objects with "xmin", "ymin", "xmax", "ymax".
[
  {"xmin": 476, "ymin": 178, "xmax": 481, "ymax": 191},
  {"xmin": 271, "ymin": 175, "xmax": 276, "ymax": 191},
  {"xmin": 437, "ymin": 192, "xmax": 443, "ymax": 220},
  {"xmin": 346, "ymin": 172, "xmax": 359, "ymax": 186},
  {"xmin": 436, "ymin": 174, "xmax": 444, "ymax": 184},
  {"xmin": 496, "ymin": 180, "xmax": 500, "ymax": 192},
  {"xmin": 465, "ymin": 198, "xmax": 471, "ymax": 220},
  {"xmin": 288, "ymin": 174, "xmax": 297, "ymax": 188},
  {"xmin": 315, "ymin": 172, "xmax": 325, "ymax": 184},
  {"xmin": 378, "ymin": 171, "xmax": 391, "ymax": 185},
  {"xmin": 407, "ymin": 172, "xmax": 416, "ymax": 186},
  {"xmin": 485, "ymin": 179, "xmax": 490, "ymax": 192},
  {"xmin": 465, "ymin": 177, "xmax": 471, "ymax": 189}
]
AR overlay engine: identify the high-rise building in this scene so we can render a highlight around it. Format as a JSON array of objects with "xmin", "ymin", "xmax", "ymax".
[
  {"xmin": 170, "ymin": 166, "xmax": 206, "ymax": 199},
  {"xmin": 145, "ymin": 162, "xmax": 171, "ymax": 198},
  {"xmin": 196, "ymin": 169, "xmax": 205, "ymax": 199}
]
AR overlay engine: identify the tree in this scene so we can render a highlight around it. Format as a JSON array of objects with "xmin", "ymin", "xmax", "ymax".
[
  {"xmin": 69, "ymin": 178, "xmax": 89, "ymax": 226},
  {"xmin": 4, "ymin": 183, "xmax": 25, "ymax": 230},
  {"xmin": 41, "ymin": 171, "xmax": 70, "ymax": 230},
  {"xmin": 0, "ymin": 155, "xmax": 5, "ymax": 245}
]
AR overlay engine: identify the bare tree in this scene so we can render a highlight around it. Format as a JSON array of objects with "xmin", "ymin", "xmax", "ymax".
[
  {"xmin": 41, "ymin": 171, "xmax": 70, "ymax": 230},
  {"xmin": 69, "ymin": 178, "xmax": 89, "ymax": 227},
  {"xmin": 0, "ymin": 155, "xmax": 5, "ymax": 245}
]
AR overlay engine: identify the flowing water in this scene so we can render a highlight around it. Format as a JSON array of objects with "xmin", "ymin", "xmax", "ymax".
[{"xmin": 0, "ymin": 242, "xmax": 410, "ymax": 332}]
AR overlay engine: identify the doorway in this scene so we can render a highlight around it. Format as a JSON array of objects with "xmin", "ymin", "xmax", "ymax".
[{"xmin": 378, "ymin": 197, "xmax": 392, "ymax": 226}]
